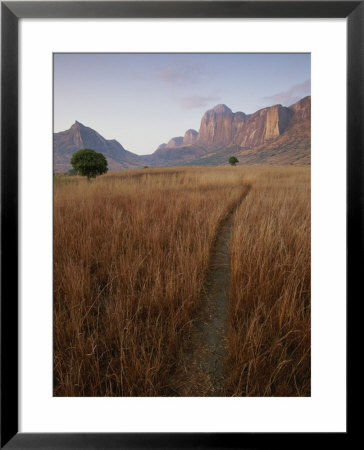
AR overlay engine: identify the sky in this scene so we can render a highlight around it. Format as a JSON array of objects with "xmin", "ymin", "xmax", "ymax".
[{"xmin": 54, "ymin": 53, "xmax": 311, "ymax": 155}]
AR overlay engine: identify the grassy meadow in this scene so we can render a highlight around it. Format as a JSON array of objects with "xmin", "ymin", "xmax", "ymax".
[
  {"xmin": 54, "ymin": 165, "xmax": 310, "ymax": 396},
  {"xmin": 225, "ymin": 166, "xmax": 311, "ymax": 396}
]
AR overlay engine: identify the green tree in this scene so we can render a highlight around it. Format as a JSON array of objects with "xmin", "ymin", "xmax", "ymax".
[
  {"xmin": 229, "ymin": 156, "xmax": 239, "ymax": 166},
  {"xmin": 70, "ymin": 148, "xmax": 108, "ymax": 180}
]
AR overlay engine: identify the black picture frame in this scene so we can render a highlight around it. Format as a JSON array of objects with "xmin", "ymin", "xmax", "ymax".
[{"xmin": 1, "ymin": 1, "xmax": 358, "ymax": 448}]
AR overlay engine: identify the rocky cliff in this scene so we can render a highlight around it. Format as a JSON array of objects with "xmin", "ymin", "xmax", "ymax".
[
  {"xmin": 157, "ymin": 102, "xmax": 293, "ymax": 154},
  {"xmin": 149, "ymin": 96, "xmax": 310, "ymax": 166},
  {"xmin": 184, "ymin": 103, "xmax": 292, "ymax": 150},
  {"xmin": 183, "ymin": 129, "xmax": 198, "ymax": 145},
  {"xmin": 197, "ymin": 104, "xmax": 237, "ymax": 148},
  {"xmin": 236, "ymin": 104, "xmax": 292, "ymax": 147}
]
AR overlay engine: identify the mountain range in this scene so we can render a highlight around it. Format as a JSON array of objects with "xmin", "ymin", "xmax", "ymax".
[{"xmin": 53, "ymin": 96, "xmax": 310, "ymax": 172}]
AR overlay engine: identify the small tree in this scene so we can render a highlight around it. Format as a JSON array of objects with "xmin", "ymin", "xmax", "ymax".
[
  {"xmin": 70, "ymin": 148, "xmax": 108, "ymax": 180},
  {"xmin": 229, "ymin": 156, "xmax": 239, "ymax": 166}
]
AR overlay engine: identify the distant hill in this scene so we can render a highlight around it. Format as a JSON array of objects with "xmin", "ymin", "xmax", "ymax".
[
  {"xmin": 53, "ymin": 96, "xmax": 310, "ymax": 171},
  {"xmin": 53, "ymin": 121, "xmax": 147, "ymax": 172}
]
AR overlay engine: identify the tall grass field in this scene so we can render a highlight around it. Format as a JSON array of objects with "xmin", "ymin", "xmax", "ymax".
[{"xmin": 54, "ymin": 165, "xmax": 310, "ymax": 396}]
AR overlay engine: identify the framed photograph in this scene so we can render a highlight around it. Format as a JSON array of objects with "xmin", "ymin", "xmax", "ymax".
[{"xmin": 1, "ymin": 1, "xmax": 357, "ymax": 448}]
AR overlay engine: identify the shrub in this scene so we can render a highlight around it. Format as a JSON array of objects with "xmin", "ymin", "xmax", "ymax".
[{"xmin": 228, "ymin": 156, "xmax": 239, "ymax": 166}]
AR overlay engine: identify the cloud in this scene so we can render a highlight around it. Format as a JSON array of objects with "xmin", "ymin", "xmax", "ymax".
[
  {"xmin": 180, "ymin": 93, "xmax": 221, "ymax": 110},
  {"xmin": 263, "ymin": 79, "xmax": 311, "ymax": 106},
  {"xmin": 155, "ymin": 62, "xmax": 206, "ymax": 84}
]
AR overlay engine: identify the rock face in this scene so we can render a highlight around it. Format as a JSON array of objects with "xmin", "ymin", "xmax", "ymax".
[
  {"xmin": 149, "ymin": 96, "xmax": 310, "ymax": 166},
  {"xmin": 236, "ymin": 104, "xmax": 292, "ymax": 147},
  {"xmin": 154, "ymin": 101, "xmax": 298, "ymax": 156},
  {"xmin": 183, "ymin": 129, "xmax": 198, "ymax": 145},
  {"xmin": 196, "ymin": 103, "xmax": 292, "ymax": 149},
  {"xmin": 233, "ymin": 97, "xmax": 311, "ymax": 165},
  {"xmin": 53, "ymin": 121, "xmax": 146, "ymax": 171},
  {"xmin": 166, "ymin": 136, "xmax": 184, "ymax": 148},
  {"xmin": 288, "ymin": 95, "xmax": 311, "ymax": 123},
  {"xmin": 157, "ymin": 130, "xmax": 197, "ymax": 151},
  {"xmin": 197, "ymin": 104, "xmax": 237, "ymax": 148}
]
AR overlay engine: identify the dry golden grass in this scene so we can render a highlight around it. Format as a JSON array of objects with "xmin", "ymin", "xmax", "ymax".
[
  {"xmin": 54, "ymin": 165, "xmax": 310, "ymax": 396},
  {"xmin": 54, "ymin": 167, "xmax": 247, "ymax": 396},
  {"xmin": 225, "ymin": 166, "xmax": 311, "ymax": 396}
]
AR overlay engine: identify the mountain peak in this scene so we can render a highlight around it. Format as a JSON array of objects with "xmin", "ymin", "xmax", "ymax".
[
  {"xmin": 71, "ymin": 120, "xmax": 82, "ymax": 130},
  {"xmin": 183, "ymin": 129, "xmax": 198, "ymax": 146},
  {"xmin": 210, "ymin": 104, "xmax": 232, "ymax": 114},
  {"xmin": 54, "ymin": 121, "xmax": 147, "ymax": 171},
  {"xmin": 72, "ymin": 120, "xmax": 85, "ymax": 127}
]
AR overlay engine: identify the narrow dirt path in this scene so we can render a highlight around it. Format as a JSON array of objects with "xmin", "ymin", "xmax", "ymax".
[{"xmin": 170, "ymin": 185, "xmax": 251, "ymax": 396}]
